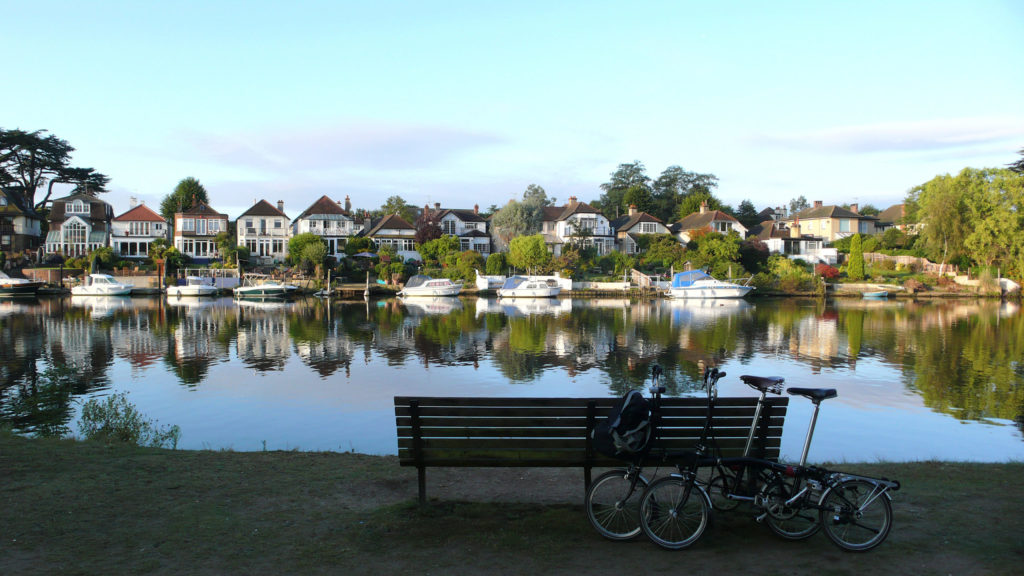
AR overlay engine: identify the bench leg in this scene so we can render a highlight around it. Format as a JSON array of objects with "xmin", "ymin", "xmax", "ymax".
[
  {"xmin": 584, "ymin": 466, "xmax": 592, "ymax": 496},
  {"xmin": 418, "ymin": 466, "xmax": 426, "ymax": 505}
]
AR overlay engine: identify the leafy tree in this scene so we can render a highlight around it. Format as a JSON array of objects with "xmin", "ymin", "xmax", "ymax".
[
  {"xmin": 376, "ymin": 195, "xmax": 418, "ymax": 224},
  {"xmin": 651, "ymin": 165, "xmax": 719, "ymax": 224},
  {"xmin": 905, "ymin": 170, "xmax": 974, "ymax": 273},
  {"xmin": 676, "ymin": 191, "xmax": 725, "ymax": 220},
  {"xmin": 738, "ymin": 239, "xmax": 770, "ymax": 273},
  {"xmin": 957, "ymin": 168, "xmax": 1024, "ymax": 270},
  {"xmin": 0, "ymin": 128, "xmax": 107, "ymax": 209},
  {"xmin": 490, "ymin": 185, "xmax": 551, "ymax": 251},
  {"xmin": 485, "ymin": 252, "xmax": 507, "ymax": 275},
  {"xmin": 344, "ymin": 236, "xmax": 374, "ymax": 256},
  {"xmin": 448, "ymin": 250, "xmax": 485, "ymax": 283},
  {"xmin": 789, "ymin": 196, "xmax": 810, "ymax": 215},
  {"xmin": 734, "ymin": 200, "xmax": 761, "ymax": 228},
  {"xmin": 880, "ymin": 227, "xmax": 909, "ymax": 250},
  {"xmin": 288, "ymin": 233, "xmax": 326, "ymax": 268},
  {"xmin": 848, "ymin": 234, "xmax": 865, "ymax": 280},
  {"xmin": 417, "ymin": 235, "xmax": 459, "ymax": 267},
  {"xmin": 621, "ymin": 186, "xmax": 654, "ymax": 214},
  {"xmin": 598, "ymin": 161, "xmax": 651, "ymax": 218},
  {"xmin": 301, "ymin": 241, "xmax": 328, "ymax": 277},
  {"xmin": 815, "ymin": 263, "xmax": 840, "ymax": 279},
  {"xmin": 160, "ymin": 177, "xmax": 210, "ymax": 221},
  {"xmin": 642, "ymin": 234, "xmax": 688, "ymax": 270},
  {"xmin": 689, "ymin": 232, "xmax": 742, "ymax": 275},
  {"xmin": 414, "ymin": 209, "xmax": 442, "ymax": 245},
  {"xmin": 507, "ymin": 234, "xmax": 551, "ymax": 272}
]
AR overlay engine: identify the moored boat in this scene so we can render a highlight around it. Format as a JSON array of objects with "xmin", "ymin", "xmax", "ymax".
[
  {"xmin": 167, "ymin": 275, "xmax": 220, "ymax": 298},
  {"xmin": 233, "ymin": 273, "xmax": 298, "ymax": 299},
  {"xmin": 496, "ymin": 276, "xmax": 561, "ymax": 298},
  {"xmin": 71, "ymin": 274, "xmax": 133, "ymax": 296},
  {"xmin": 0, "ymin": 271, "xmax": 44, "ymax": 298},
  {"xmin": 863, "ymin": 290, "xmax": 889, "ymax": 299},
  {"xmin": 666, "ymin": 270, "xmax": 752, "ymax": 299},
  {"xmin": 398, "ymin": 275, "xmax": 463, "ymax": 297}
]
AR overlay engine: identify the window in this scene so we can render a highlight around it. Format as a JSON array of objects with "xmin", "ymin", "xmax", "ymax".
[
  {"xmin": 443, "ymin": 220, "xmax": 457, "ymax": 235},
  {"xmin": 639, "ymin": 222, "xmax": 658, "ymax": 234},
  {"xmin": 714, "ymin": 221, "xmax": 730, "ymax": 233},
  {"xmin": 66, "ymin": 200, "xmax": 88, "ymax": 214},
  {"xmin": 64, "ymin": 221, "xmax": 87, "ymax": 245},
  {"xmin": 272, "ymin": 239, "xmax": 283, "ymax": 253},
  {"xmin": 182, "ymin": 218, "xmax": 195, "ymax": 232},
  {"xmin": 208, "ymin": 219, "xmax": 221, "ymax": 233},
  {"xmin": 839, "ymin": 219, "xmax": 850, "ymax": 233},
  {"xmin": 274, "ymin": 219, "xmax": 282, "ymax": 229},
  {"xmin": 0, "ymin": 197, "xmax": 7, "ymax": 207},
  {"xmin": 196, "ymin": 219, "xmax": 207, "ymax": 235}
]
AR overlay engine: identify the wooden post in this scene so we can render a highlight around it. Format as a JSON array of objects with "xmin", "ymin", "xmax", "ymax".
[
  {"xmin": 410, "ymin": 400, "xmax": 426, "ymax": 504},
  {"xmin": 584, "ymin": 400, "xmax": 596, "ymax": 492}
]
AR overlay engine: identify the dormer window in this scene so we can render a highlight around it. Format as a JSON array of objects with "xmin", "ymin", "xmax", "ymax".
[{"xmin": 67, "ymin": 200, "xmax": 88, "ymax": 214}]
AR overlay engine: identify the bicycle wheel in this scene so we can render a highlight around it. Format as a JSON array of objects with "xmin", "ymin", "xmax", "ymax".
[
  {"xmin": 819, "ymin": 479, "xmax": 893, "ymax": 552},
  {"xmin": 639, "ymin": 475, "xmax": 712, "ymax": 550},
  {"xmin": 586, "ymin": 469, "xmax": 650, "ymax": 541},
  {"xmin": 762, "ymin": 477, "xmax": 821, "ymax": 540},
  {"xmin": 707, "ymin": 473, "xmax": 740, "ymax": 511}
]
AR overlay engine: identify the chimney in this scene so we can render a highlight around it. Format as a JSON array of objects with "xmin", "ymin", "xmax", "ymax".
[
  {"xmin": 435, "ymin": 202, "xmax": 441, "ymax": 212},
  {"xmin": 628, "ymin": 204, "xmax": 637, "ymax": 217},
  {"xmin": 699, "ymin": 200, "xmax": 708, "ymax": 214},
  {"xmin": 813, "ymin": 200, "xmax": 823, "ymax": 208},
  {"xmin": 363, "ymin": 217, "xmax": 372, "ymax": 232},
  {"xmin": 130, "ymin": 196, "xmax": 138, "ymax": 208},
  {"xmin": 474, "ymin": 203, "xmax": 479, "ymax": 215},
  {"xmin": 790, "ymin": 219, "xmax": 801, "ymax": 239},
  {"xmin": 344, "ymin": 195, "xmax": 351, "ymax": 213},
  {"xmin": 277, "ymin": 200, "xmax": 284, "ymax": 213},
  {"xmin": 569, "ymin": 196, "xmax": 577, "ymax": 206},
  {"xmin": 849, "ymin": 203, "xmax": 859, "ymax": 214}
]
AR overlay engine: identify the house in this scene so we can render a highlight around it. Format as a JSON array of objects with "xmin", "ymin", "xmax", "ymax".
[
  {"xmin": 44, "ymin": 192, "xmax": 114, "ymax": 257},
  {"xmin": 609, "ymin": 205, "xmax": 670, "ymax": 254},
  {"xmin": 0, "ymin": 187, "xmax": 43, "ymax": 256},
  {"xmin": 292, "ymin": 195, "xmax": 358, "ymax": 260},
  {"xmin": 423, "ymin": 202, "xmax": 491, "ymax": 255},
  {"xmin": 875, "ymin": 204, "xmax": 912, "ymax": 233},
  {"xmin": 671, "ymin": 201, "xmax": 748, "ymax": 243},
  {"xmin": 110, "ymin": 201, "xmax": 169, "ymax": 259},
  {"xmin": 174, "ymin": 200, "xmax": 228, "ymax": 262},
  {"xmin": 237, "ymin": 200, "xmax": 291, "ymax": 264},
  {"xmin": 784, "ymin": 201, "xmax": 878, "ymax": 242},
  {"xmin": 363, "ymin": 213, "xmax": 419, "ymax": 261},
  {"xmin": 540, "ymin": 196, "xmax": 615, "ymax": 256},
  {"xmin": 748, "ymin": 219, "xmax": 838, "ymax": 265}
]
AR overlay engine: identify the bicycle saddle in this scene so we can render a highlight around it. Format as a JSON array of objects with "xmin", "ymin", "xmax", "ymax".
[
  {"xmin": 787, "ymin": 387, "xmax": 838, "ymax": 403},
  {"xmin": 740, "ymin": 375, "xmax": 784, "ymax": 393}
]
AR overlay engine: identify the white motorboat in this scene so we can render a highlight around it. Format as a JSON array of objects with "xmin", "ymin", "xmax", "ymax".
[
  {"xmin": 496, "ymin": 276, "xmax": 561, "ymax": 298},
  {"xmin": 398, "ymin": 275, "xmax": 463, "ymax": 297},
  {"xmin": 666, "ymin": 270, "xmax": 753, "ymax": 299},
  {"xmin": 167, "ymin": 275, "xmax": 220, "ymax": 298},
  {"xmin": 233, "ymin": 273, "xmax": 298, "ymax": 299},
  {"xmin": 71, "ymin": 274, "xmax": 133, "ymax": 296},
  {"xmin": 0, "ymin": 271, "xmax": 44, "ymax": 298}
]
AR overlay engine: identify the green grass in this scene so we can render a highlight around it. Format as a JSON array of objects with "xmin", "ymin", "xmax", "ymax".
[{"xmin": 1, "ymin": 431, "xmax": 1022, "ymax": 575}]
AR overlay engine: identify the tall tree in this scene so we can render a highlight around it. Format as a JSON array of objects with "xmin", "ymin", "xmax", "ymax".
[
  {"xmin": 734, "ymin": 199, "xmax": 761, "ymax": 228},
  {"xmin": 598, "ymin": 161, "xmax": 651, "ymax": 218},
  {"xmin": 789, "ymin": 196, "xmax": 810, "ymax": 215},
  {"xmin": 490, "ymin": 184, "xmax": 551, "ymax": 251},
  {"xmin": 160, "ymin": 177, "xmax": 210, "ymax": 221},
  {"xmin": 507, "ymin": 234, "xmax": 551, "ymax": 272},
  {"xmin": 651, "ymin": 165, "xmax": 718, "ymax": 223},
  {"xmin": 375, "ymin": 195, "xmax": 418, "ymax": 224},
  {"xmin": 0, "ymin": 128, "xmax": 94, "ymax": 209},
  {"xmin": 44, "ymin": 167, "xmax": 110, "ymax": 204},
  {"xmin": 905, "ymin": 171, "xmax": 972, "ymax": 272},
  {"xmin": 676, "ymin": 191, "xmax": 725, "ymax": 220},
  {"xmin": 848, "ymin": 234, "xmax": 865, "ymax": 280},
  {"xmin": 1008, "ymin": 147, "xmax": 1024, "ymax": 174}
]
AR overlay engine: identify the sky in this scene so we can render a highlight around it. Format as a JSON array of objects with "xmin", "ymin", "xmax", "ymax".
[{"xmin": 4, "ymin": 0, "xmax": 1023, "ymax": 220}]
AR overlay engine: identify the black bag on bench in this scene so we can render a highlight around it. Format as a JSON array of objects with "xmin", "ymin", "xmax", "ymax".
[{"xmin": 592, "ymin": 390, "xmax": 652, "ymax": 459}]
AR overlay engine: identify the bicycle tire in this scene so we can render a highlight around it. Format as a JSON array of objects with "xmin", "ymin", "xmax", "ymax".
[
  {"xmin": 586, "ymin": 469, "xmax": 650, "ymax": 541},
  {"xmin": 763, "ymin": 477, "xmax": 821, "ymax": 540},
  {"xmin": 819, "ymin": 478, "xmax": 893, "ymax": 552},
  {"xmin": 639, "ymin": 475, "xmax": 712, "ymax": 550}
]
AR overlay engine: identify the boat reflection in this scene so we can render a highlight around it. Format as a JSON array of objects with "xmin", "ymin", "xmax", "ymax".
[
  {"xmin": 68, "ymin": 295, "xmax": 135, "ymax": 318},
  {"xmin": 661, "ymin": 298, "xmax": 753, "ymax": 326},
  {"xmin": 398, "ymin": 296, "xmax": 463, "ymax": 315},
  {"xmin": 475, "ymin": 297, "xmax": 572, "ymax": 317}
]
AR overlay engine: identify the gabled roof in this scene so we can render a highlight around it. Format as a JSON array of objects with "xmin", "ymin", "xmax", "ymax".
[
  {"xmin": 436, "ymin": 208, "xmax": 486, "ymax": 223},
  {"xmin": 51, "ymin": 192, "xmax": 111, "ymax": 207},
  {"xmin": 238, "ymin": 199, "xmax": 288, "ymax": 219},
  {"xmin": 0, "ymin": 187, "xmax": 40, "ymax": 218},
  {"xmin": 114, "ymin": 203, "xmax": 165, "ymax": 222},
  {"xmin": 610, "ymin": 211, "xmax": 664, "ymax": 232},
  {"xmin": 295, "ymin": 195, "xmax": 351, "ymax": 221},
  {"xmin": 674, "ymin": 209, "xmax": 741, "ymax": 231},
  {"xmin": 748, "ymin": 220, "xmax": 825, "ymax": 242},
  {"xmin": 789, "ymin": 205, "xmax": 878, "ymax": 221},
  {"xmin": 876, "ymin": 204, "xmax": 905, "ymax": 225},
  {"xmin": 364, "ymin": 213, "xmax": 415, "ymax": 236},
  {"xmin": 541, "ymin": 200, "xmax": 603, "ymax": 222},
  {"xmin": 179, "ymin": 200, "xmax": 226, "ymax": 217}
]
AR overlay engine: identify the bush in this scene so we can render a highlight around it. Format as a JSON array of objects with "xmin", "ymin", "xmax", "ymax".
[
  {"xmin": 78, "ymin": 393, "xmax": 181, "ymax": 449},
  {"xmin": 815, "ymin": 263, "xmax": 840, "ymax": 279}
]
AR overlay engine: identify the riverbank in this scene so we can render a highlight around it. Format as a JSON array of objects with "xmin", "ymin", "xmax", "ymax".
[{"xmin": 1, "ymin": 432, "xmax": 1020, "ymax": 575}]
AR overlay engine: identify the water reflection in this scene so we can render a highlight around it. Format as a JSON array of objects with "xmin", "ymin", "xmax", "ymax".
[{"xmin": 1, "ymin": 295, "xmax": 1021, "ymax": 459}]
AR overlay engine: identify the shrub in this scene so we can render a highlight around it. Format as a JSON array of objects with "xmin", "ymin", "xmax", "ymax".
[
  {"xmin": 78, "ymin": 393, "xmax": 181, "ymax": 449},
  {"xmin": 815, "ymin": 263, "xmax": 840, "ymax": 279}
]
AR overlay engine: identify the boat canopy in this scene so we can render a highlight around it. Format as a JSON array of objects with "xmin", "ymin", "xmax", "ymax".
[
  {"xmin": 671, "ymin": 270, "xmax": 713, "ymax": 288},
  {"xmin": 404, "ymin": 275, "xmax": 431, "ymax": 289},
  {"xmin": 499, "ymin": 276, "xmax": 527, "ymax": 290}
]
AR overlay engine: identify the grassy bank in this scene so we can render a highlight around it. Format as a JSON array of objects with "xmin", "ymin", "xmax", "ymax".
[{"xmin": 1, "ymin": 432, "xmax": 1021, "ymax": 575}]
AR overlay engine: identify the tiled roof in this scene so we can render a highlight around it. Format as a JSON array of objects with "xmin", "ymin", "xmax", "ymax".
[
  {"xmin": 674, "ymin": 210, "xmax": 740, "ymax": 231},
  {"xmin": 238, "ymin": 199, "xmax": 288, "ymax": 219},
  {"xmin": 789, "ymin": 205, "xmax": 877, "ymax": 221},
  {"xmin": 876, "ymin": 204, "xmax": 904, "ymax": 225},
  {"xmin": 436, "ymin": 208, "xmax": 486, "ymax": 223},
  {"xmin": 295, "ymin": 195, "xmax": 350, "ymax": 221},
  {"xmin": 365, "ymin": 213, "xmax": 415, "ymax": 236},
  {"xmin": 610, "ymin": 211, "xmax": 663, "ymax": 232},
  {"xmin": 114, "ymin": 204, "xmax": 165, "ymax": 222},
  {"xmin": 180, "ymin": 200, "xmax": 226, "ymax": 217}
]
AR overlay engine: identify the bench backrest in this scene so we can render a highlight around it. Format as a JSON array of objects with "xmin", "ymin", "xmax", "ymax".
[{"xmin": 395, "ymin": 396, "xmax": 789, "ymax": 468}]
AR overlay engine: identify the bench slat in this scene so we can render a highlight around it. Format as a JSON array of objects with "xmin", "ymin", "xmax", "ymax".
[{"xmin": 395, "ymin": 415, "xmax": 786, "ymax": 429}]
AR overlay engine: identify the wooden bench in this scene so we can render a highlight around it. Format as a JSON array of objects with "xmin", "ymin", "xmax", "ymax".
[{"xmin": 394, "ymin": 395, "xmax": 789, "ymax": 503}]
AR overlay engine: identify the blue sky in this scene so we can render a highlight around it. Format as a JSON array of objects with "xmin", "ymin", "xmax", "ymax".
[{"xmin": 5, "ymin": 0, "xmax": 1023, "ymax": 219}]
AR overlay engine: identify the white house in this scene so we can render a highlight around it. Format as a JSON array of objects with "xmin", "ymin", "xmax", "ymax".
[
  {"xmin": 609, "ymin": 205, "xmax": 670, "ymax": 254},
  {"xmin": 424, "ymin": 203, "xmax": 491, "ymax": 255},
  {"xmin": 110, "ymin": 201, "xmax": 169, "ymax": 259},
  {"xmin": 671, "ymin": 201, "xmax": 748, "ymax": 243},
  {"xmin": 174, "ymin": 200, "xmax": 229, "ymax": 262},
  {"xmin": 540, "ymin": 197, "xmax": 615, "ymax": 256},
  {"xmin": 237, "ymin": 200, "xmax": 291, "ymax": 264},
  {"xmin": 363, "ymin": 213, "xmax": 419, "ymax": 261},
  {"xmin": 292, "ymin": 195, "xmax": 357, "ymax": 260}
]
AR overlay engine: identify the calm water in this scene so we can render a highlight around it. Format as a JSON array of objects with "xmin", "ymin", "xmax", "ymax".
[{"xmin": 2, "ymin": 295, "xmax": 1022, "ymax": 463}]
